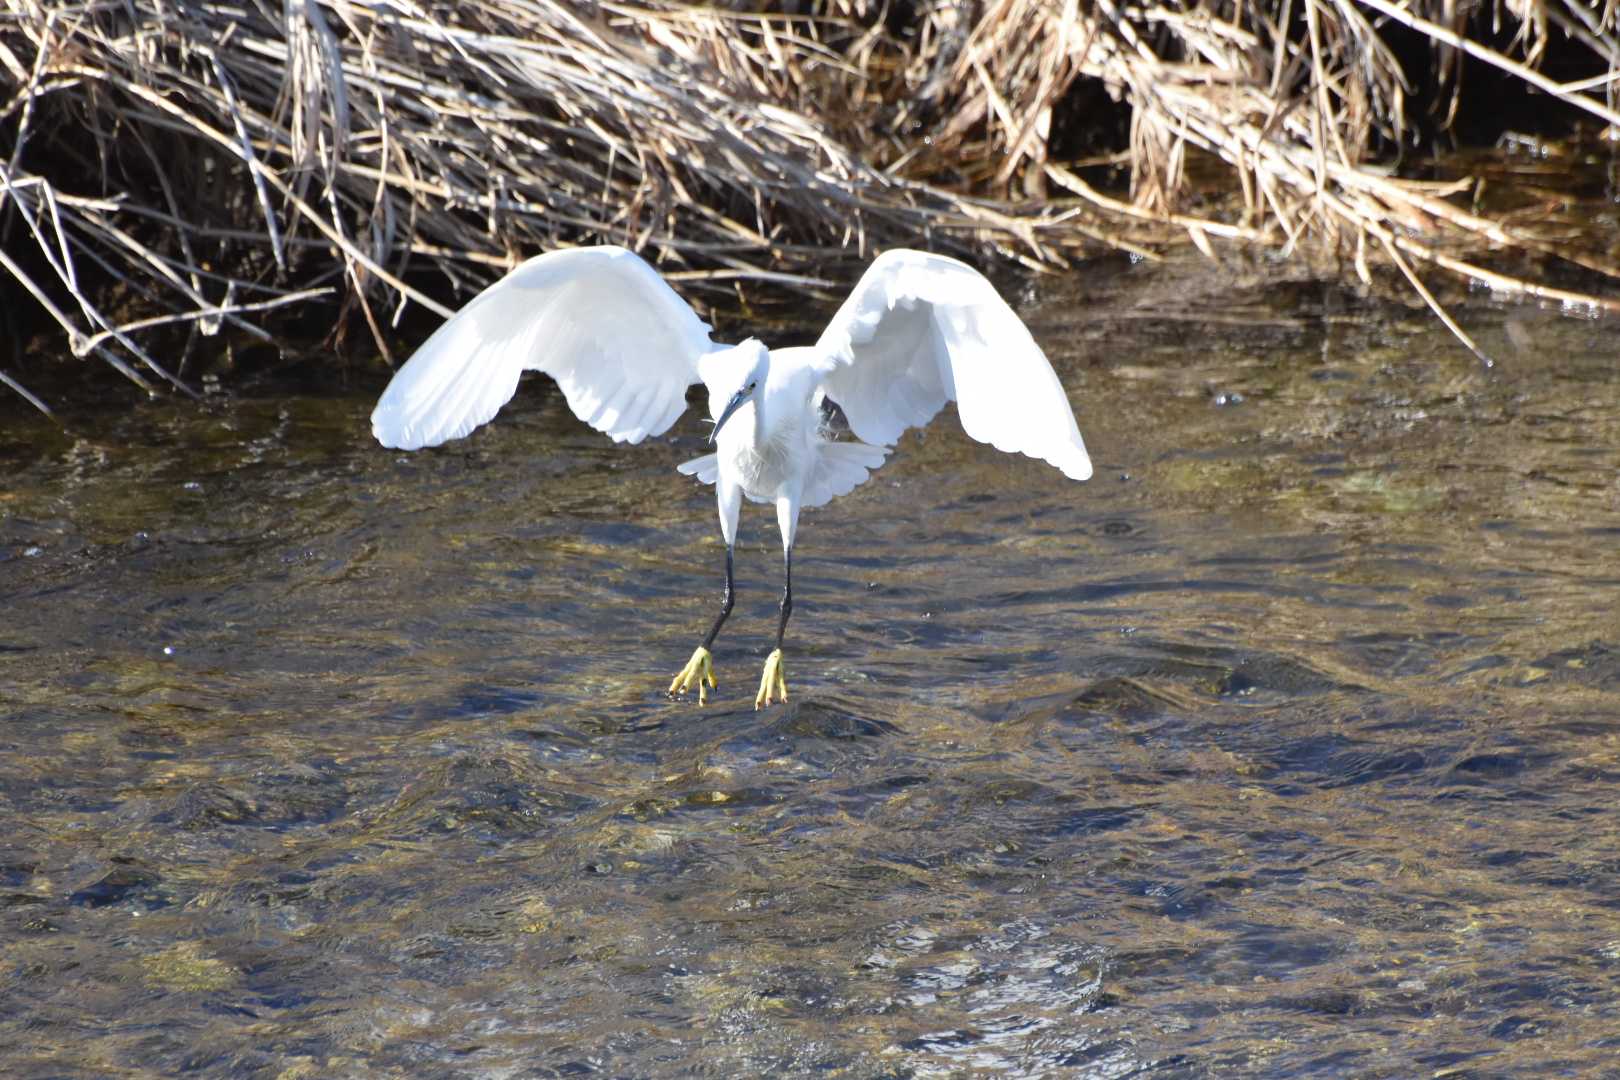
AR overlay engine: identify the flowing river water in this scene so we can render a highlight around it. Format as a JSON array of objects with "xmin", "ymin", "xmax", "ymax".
[{"xmin": 3, "ymin": 255, "xmax": 1619, "ymax": 1077}]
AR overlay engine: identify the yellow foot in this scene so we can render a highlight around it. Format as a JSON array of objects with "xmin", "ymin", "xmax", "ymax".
[
  {"xmin": 668, "ymin": 646, "xmax": 717, "ymax": 705},
  {"xmin": 754, "ymin": 648, "xmax": 787, "ymax": 710}
]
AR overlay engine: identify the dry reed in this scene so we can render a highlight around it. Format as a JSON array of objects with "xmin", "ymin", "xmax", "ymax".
[{"xmin": 2, "ymin": 1, "xmax": 1617, "ymax": 410}]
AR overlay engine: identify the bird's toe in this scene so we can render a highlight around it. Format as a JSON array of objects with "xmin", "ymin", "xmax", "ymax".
[
  {"xmin": 754, "ymin": 648, "xmax": 788, "ymax": 709},
  {"xmin": 669, "ymin": 645, "xmax": 717, "ymax": 705}
]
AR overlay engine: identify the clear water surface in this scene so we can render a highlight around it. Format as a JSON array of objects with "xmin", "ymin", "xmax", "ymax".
[{"xmin": 3, "ymin": 255, "xmax": 1619, "ymax": 1077}]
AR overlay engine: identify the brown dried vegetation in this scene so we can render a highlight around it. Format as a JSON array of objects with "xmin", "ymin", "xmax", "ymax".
[{"xmin": 2, "ymin": 1, "xmax": 1618, "ymax": 408}]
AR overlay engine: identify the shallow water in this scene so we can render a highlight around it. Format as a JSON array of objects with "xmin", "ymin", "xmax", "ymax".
[{"xmin": 3, "ymin": 256, "xmax": 1620, "ymax": 1077}]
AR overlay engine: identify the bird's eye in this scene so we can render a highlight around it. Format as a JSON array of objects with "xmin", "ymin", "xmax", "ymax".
[{"xmin": 748, "ymin": 381, "xmax": 757, "ymax": 391}]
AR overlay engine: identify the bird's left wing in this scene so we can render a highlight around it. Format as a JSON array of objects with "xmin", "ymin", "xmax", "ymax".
[
  {"xmin": 372, "ymin": 246, "xmax": 715, "ymax": 450},
  {"xmin": 811, "ymin": 249, "xmax": 1091, "ymax": 481}
]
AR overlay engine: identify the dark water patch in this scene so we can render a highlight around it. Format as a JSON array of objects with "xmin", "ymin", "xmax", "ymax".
[
  {"xmin": 1490, "ymin": 1014, "xmax": 1553, "ymax": 1041},
  {"xmin": 1219, "ymin": 651, "xmax": 1353, "ymax": 699},
  {"xmin": 1447, "ymin": 745, "xmax": 1558, "ymax": 783},
  {"xmin": 150, "ymin": 782, "xmax": 259, "ymax": 830},
  {"xmin": 1220, "ymin": 927, "xmax": 1342, "ymax": 980},
  {"xmin": 1480, "ymin": 848, "xmax": 1549, "ymax": 867},
  {"xmin": 505, "ymin": 723, "xmax": 602, "ymax": 760},
  {"xmin": 1128, "ymin": 879, "xmax": 1230, "ymax": 921},
  {"xmin": 1526, "ymin": 639, "xmax": 1620, "ymax": 689},
  {"xmin": 68, "ymin": 862, "xmax": 167, "ymax": 910},
  {"xmin": 447, "ymin": 684, "xmax": 545, "ymax": 719},
  {"xmin": 1046, "ymin": 804, "xmax": 1144, "ymax": 837},
  {"xmin": 1025, "ymin": 643, "xmax": 1354, "ymax": 717},
  {"xmin": 1093, "ymin": 517, "xmax": 1142, "ymax": 537},
  {"xmin": 1340, "ymin": 630, "xmax": 1480, "ymax": 677},
  {"xmin": 1440, "ymin": 652, "xmax": 1515, "ymax": 682},
  {"xmin": 949, "ymin": 574, "xmax": 1346, "ymax": 612},
  {"xmin": 1265, "ymin": 735, "xmax": 1432, "ymax": 789},
  {"xmin": 202, "ymin": 762, "xmax": 356, "ymax": 830},
  {"xmin": 757, "ymin": 697, "xmax": 902, "ymax": 741},
  {"xmin": 1060, "ymin": 677, "xmax": 1187, "ymax": 722},
  {"xmin": 371, "ymin": 753, "xmax": 600, "ymax": 840},
  {"xmin": 1271, "ymin": 988, "xmax": 1365, "ymax": 1016},
  {"xmin": 1193, "ymin": 536, "xmax": 1344, "ymax": 568}
]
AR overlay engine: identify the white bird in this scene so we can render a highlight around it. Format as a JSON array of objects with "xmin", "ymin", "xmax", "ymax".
[{"xmin": 371, "ymin": 245, "xmax": 1091, "ymax": 708}]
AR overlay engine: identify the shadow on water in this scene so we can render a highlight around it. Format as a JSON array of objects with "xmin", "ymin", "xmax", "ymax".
[{"xmin": 4, "ymin": 254, "xmax": 1620, "ymax": 1076}]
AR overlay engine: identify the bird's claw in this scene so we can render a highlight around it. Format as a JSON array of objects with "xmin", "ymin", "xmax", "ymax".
[
  {"xmin": 754, "ymin": 648, "xmax": 787, "ymax": 709},
  {"xmin": 669, "ymin": 645, "xmax": 717, "ymax": 705}
]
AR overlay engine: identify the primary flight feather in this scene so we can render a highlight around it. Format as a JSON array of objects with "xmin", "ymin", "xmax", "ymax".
[{"xmin": 372, "ymin": 245, "xmax": 1091, "ymax": 707}]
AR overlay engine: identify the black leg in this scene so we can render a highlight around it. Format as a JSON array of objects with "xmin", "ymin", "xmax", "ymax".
[
  {"xmin": 701, "ymin": 545, "xmax": 736, "ymax": 650},
  {"xmin": 670, "ymin": 546, "xmax": 734, "ymax": 703},
  {"xmin": 774, "ymin": 549, "xmax": 793, "ymax": 650},
  {"xmin": 754, "ymin": 549, "xmax": 791, "ymax": 708}
]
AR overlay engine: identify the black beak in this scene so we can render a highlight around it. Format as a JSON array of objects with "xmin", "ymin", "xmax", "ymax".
[{"xmin": 709, "ymin": 390, "xmax": 750, "ymax": 445}]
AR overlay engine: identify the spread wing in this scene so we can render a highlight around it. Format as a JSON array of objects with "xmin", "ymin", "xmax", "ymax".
[
  {"xmin": 811, "ymin": 249, "xmax": 1092, "ymax": 481},
  {"xmin": 371, "ymin": 246, "xmax": 715, "ymax": 450}
]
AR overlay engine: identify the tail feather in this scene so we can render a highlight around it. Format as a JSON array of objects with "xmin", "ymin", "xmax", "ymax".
[
  {"xmin": 678, "ymin": 441, "xmax": 888, "ymax": 506},
  {"xmin": 677, "ymin": 453, "xmax": 720, "ymax": 485},
  {"xmin": 803, "ymin": 439, "xmax": 888, "ymax": 508}
]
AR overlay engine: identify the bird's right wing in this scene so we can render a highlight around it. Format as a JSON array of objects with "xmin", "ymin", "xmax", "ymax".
[
  {"xmin": 371, "ymin": 246, "xmax": 715, "ymax": 450},
  {"xmin": 811, "ymin": 249, "xmax": 1091, "ymax": 481}
]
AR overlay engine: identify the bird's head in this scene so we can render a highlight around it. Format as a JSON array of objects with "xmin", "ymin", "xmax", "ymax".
[{"xmin": 700, "ymin": 339, "xmax": 770, "ymax": 444}]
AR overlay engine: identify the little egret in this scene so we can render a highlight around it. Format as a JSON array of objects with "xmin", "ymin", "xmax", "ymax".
[{"xmin": 371, "ymin": 246, "xmax": 1091, "ymax": 708}]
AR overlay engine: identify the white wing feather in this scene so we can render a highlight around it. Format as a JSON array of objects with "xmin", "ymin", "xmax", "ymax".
[
  {"xmin": 813, "ymin": 249, "xmax": 1092, "ymax": 481},
  {"xmin": 371, "ymin": 246, "xmax": 714, "ymax": 450}
]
